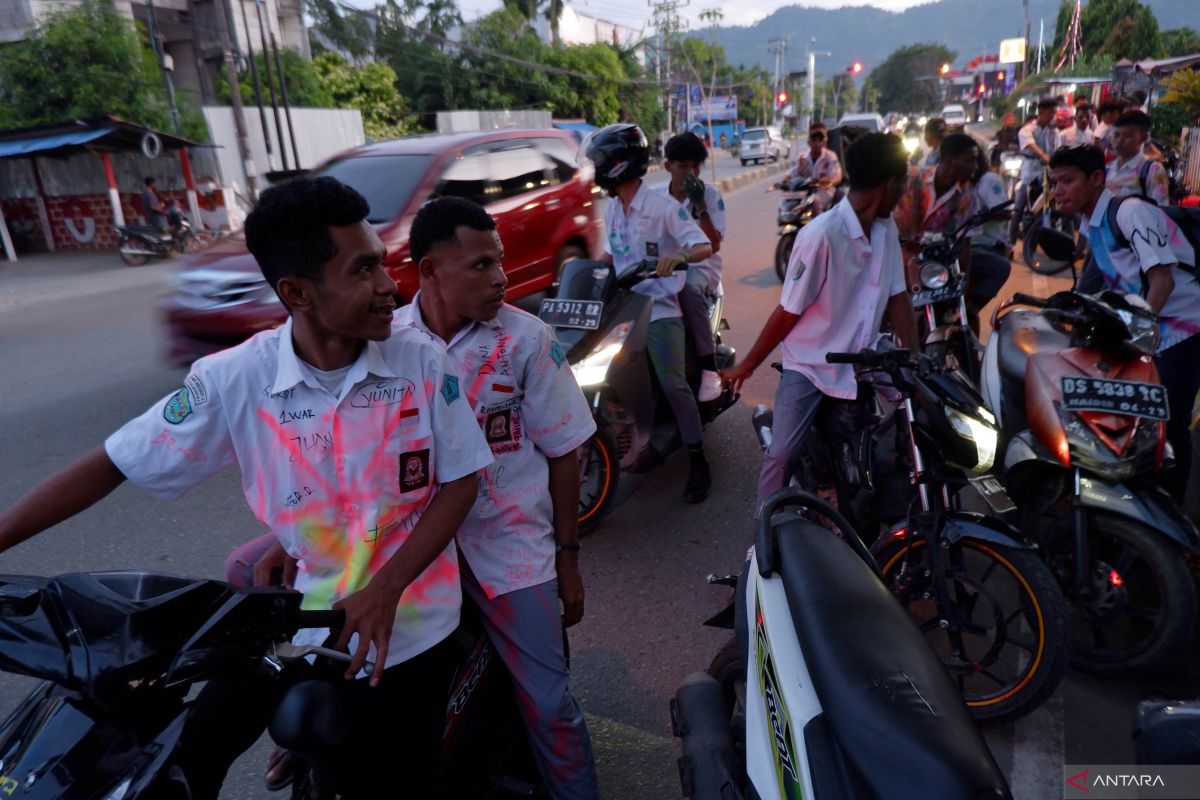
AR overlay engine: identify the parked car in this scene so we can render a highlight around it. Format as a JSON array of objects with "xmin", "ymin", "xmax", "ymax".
[
  {"xmin": 940, "ymin": 104, "xmax": 970, "ymax": 128},
  {"xmin": 161, "ymin": 129, "xmax": 601, "ymax": 366},
  {"xmin": 836, "ymin": 112, "xmax": 886, "ymax": 132},
  {"xmin": 739, "ymin": 126, "xmax": 788, "ymax": 165}
]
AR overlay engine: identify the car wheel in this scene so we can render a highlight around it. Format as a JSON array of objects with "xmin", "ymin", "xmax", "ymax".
[{"xmin": 740, "ymin": 159, "xmax": 748, "ymax": 167}]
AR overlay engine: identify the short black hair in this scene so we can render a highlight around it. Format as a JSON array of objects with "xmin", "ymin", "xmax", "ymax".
[
  {"xmin": 939, "ymin": 131, "xmax": 978, "ymax": 160},
  {"xmin": 1073, "ymin": 95, "xmax": 1090, "ymax": 106},
  {"xmin": 244, "ymin": 176, "xmax": 370, "ymax": 292},
  {"xmin": 1037, "ymin": 97, "xmax": 1058, "ymax": 112},
  {"xmin": 664, "ymin": 132, "xmax": 708, "ymax": 164},
  {"xmin": 1075, "ymin": 103, "xmax": 1092, "ymax": 114},
  {"xmin": 844, "ymin": 133, "xmax": 907, "ymax": 191},
  {"xmin": 925, "ymin": 117, "xmax": 947, "ymax": 138},
  {"xmin": 1097, "ymin": 98, "xmax": 1125, "ymax": 117},
  {"xmin": 1049, "ymin": 142, "xmax": 1106, "ymax": 176},
  {"xmin": 409, "ymin": 196, "xmax": 497, "ymax": 263},
  {"xmin": 1114, "ymin": 109, "xmax": 1152, "ymax": 133},
  {"xmin": 144, "ymin": 177, "xmax": 156, "ymax": 186}
]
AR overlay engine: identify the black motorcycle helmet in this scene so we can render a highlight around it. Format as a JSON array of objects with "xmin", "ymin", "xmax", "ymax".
[{"xmin": 580, "ymin": 123, "xmax": 650, "ymax": 195}]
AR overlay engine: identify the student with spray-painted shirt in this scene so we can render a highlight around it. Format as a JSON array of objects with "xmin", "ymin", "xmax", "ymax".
[
  {"xmin": 0, "ymin": 177, "xmax": 494, "ymax": 798},
  {"xmin": 584, "ymin": 123, "xmax": 715, "ymax": 503}
]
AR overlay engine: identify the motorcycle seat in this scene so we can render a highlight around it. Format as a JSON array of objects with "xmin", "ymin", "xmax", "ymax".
[
  {"xmin": 775, "ymin": 517, "xmax": 1011, "ymax": 800},
  {"xmin": 995, "ymin": 309, "xmax": 1069, "ymax": 428},
  {"xmin": 270, "ymin": 679, "xmax": 351, "ymax": 758}
]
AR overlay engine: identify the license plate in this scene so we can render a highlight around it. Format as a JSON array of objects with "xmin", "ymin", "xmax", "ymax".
[
  {"xmin": 968, "ymin": 475, "xmax": 1017, "ymax": 514},
  {"xmin": 911, "ymin": 282, "xmax": 964, "ymax": 308},
  {"xmin": 1060, "ymin": 377, "xmax": 1170, "ymax": 420},
  {"xmin": 539, "ymin": 299, "xmax": 604, "ymax": 330}
]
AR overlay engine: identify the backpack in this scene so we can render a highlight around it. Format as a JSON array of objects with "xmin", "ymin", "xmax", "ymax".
[{"xmin": 1103, "ymin": 194, "xmax": 1199, "ymax": 273}]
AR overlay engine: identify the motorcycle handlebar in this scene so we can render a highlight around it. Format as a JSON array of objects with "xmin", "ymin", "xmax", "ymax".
[
  {"xmin": 825, "ymin": 351, "xmax": 870, "ymax": 365},
  {"xmin": 295, "ymin": 609, "xmax": 345, "ymax": 630},
  {"xmin": 1011, "ymin": 292, "xmax": 1050, "ymax": 308}
]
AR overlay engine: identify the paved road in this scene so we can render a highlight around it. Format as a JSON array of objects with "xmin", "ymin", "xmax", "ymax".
[{"xmin": 0, "ymin": 162, "xmax": 1197, "ymax": 799}]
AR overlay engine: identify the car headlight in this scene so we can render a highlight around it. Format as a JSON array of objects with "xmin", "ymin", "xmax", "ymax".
[
  {"xmin": 920, "ymin": 261, "xmax": 950, "ymax": 289},
  {"xmin": 945, "ymin": 406, "xmax": 998, "ymax": 472},
  {"xmin": 571, "ymin": 321, "xmax": 633, "ymax": 387}
]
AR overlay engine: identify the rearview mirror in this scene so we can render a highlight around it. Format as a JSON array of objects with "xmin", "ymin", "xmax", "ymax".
[{"xmin": 1035, "ymin": 226, "xmax": 1079, "ymax": 263}]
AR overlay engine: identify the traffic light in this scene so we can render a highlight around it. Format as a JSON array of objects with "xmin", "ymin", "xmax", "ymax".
[
  {"xmin": 997, "ymin": 71, "xmax": 1005, "ymax": 81},
  {"xmin": 940, "ymin": 63, "xmax": 951, "ymax": 75},
  {"xmin": 849, "ymin": 61, "xmax": 864, "ymax": 74},
  {"xmin": 777, "ymin": 91, "xmax": 788, "ymax": 106}
]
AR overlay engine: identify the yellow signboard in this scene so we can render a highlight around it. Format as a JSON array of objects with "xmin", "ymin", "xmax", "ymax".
[{"xmin": 999, "ymin": 38, "xmax": 1026, "ymax": 65}]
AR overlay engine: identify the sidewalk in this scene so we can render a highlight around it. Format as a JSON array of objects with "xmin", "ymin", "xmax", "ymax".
[{"xmin": 0, "ymin": 251, "xmax": 174, "ymax": 314}]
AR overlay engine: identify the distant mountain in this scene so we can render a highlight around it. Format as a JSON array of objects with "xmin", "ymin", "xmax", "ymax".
[{"xmin": 712, "ymin": 0, "xmax": 1200, "ymax": 76}]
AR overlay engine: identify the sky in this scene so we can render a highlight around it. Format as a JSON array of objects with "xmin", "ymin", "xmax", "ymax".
[{"xmin": 450, "ymin": 0, "xmax": 934, "ymax": 30}]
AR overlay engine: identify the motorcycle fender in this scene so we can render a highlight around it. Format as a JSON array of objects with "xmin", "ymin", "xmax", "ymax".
[
  {"xmin": 941, "ymin": 511, "xmax": 1033, "ymax": 550},
  {"xmin": 1078, "ymin": 478, "xmax": 1200, "ymax": 553},
  {"xmin": 1003, "ymin": 430, "xmax": 1059, "ymax": 472}
]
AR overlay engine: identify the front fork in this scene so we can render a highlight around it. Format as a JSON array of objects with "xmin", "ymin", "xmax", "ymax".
[
  {"xmin": 578, "ymin": 389, "xmax": 604, "ymax": 483},
  {"xmin": 1072, "ymin": 468, "xmax": 1091, "ymax": 589}
]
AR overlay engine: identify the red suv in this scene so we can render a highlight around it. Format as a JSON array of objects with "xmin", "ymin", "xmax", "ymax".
[{"xmin": 162, "ymin": 129, "xmax": 601, "ymax": 365}]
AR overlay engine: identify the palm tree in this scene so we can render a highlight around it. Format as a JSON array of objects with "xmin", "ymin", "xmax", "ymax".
[{"xmin": 543, "ymin": 0, "xmax": 564, "ymax": 45}]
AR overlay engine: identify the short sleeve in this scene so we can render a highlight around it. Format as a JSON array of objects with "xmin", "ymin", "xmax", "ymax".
[
  {"xmin": 706, "ymin": 184, "xmax": 728, "ymax": 238},
  {"xmin": 601, "ymin": 203, "xmax": 615, "ymax": 256},
  {"xmin": 104, "ymin": 367, "xmax": 238, "ymax": 500},
  {"xmin": 1018, "ymin": 126, "xmax": 1035, "ymax": 152},
  {"xmin": 827, "ymin": 154, "xmax": 843, "ymax": 185},
  {"xmin": 521, "ymin": 323, "xmax": 597, "ymax": 457},
  {"xmin": 1148, "ymin": 162, "xmax": 1170, "ymax": 207},
  {"xmin": 885, "ymin": 220, "xmax": 907, "ymax": 297},
  {"xmin": 424, "ymin": 343, "xmax": 494, "ymax": 483},
  {"xmin": 666, "ymin": 199, "xmax": 710, "ymax": 250},
  {"xmin": 779, "ymin": 228, "xmax": 830, "ymax": 314},
  {"xmin": 1117, "ymin": 199, "xmax": 1180, "ymax": 273}
]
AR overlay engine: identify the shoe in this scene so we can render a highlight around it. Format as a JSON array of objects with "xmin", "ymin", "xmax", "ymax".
[
  {"xmin": 698, "ymin": 370, "xmax": 723, "ymax": 402},
  {"xmin": 265, "ymin": 746, "xmax": 295, "ymax": 791},
  {"xmin": 685, "ymin": 454, "xmax": 711, "ymax": 503}
]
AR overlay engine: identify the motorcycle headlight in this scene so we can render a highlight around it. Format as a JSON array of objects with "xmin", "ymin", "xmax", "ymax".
[
  {"xmin": 1116, "ymin": 308, "xmax": 1160, "ymax": 355},
  {"xmin": 1004, "ymin": 156, "xmax": 1023, "ymax": 172},
  {"xmin": 904, "ymin": 136, "xmax": 920, "ymax": 154},
  {"xmin": 920, "ymin": 261, "xmax": 951, "ymax": 289},
  {"xmin": 571, "ymin": 321, "xmax": 633, "ymax": 388},
  {"xmin": 945, "ymin": 406, "xmax": 998, "ymax": 472}
]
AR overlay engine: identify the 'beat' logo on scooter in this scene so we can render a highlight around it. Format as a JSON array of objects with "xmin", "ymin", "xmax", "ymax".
[{"xmin": 755, "ymin": 588, "xmax": 802, "ymax": 798}]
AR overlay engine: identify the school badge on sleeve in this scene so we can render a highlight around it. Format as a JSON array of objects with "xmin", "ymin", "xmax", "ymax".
[
  {"xmin": 163, "ymin": 387, "xmax": 193, "ymax": 424},
  {"xmin": 440, "ymin": 374, "xmax": 460, "ymax": 404}
]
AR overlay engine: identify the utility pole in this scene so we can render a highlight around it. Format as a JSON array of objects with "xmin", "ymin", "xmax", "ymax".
[
  {"xmin": 237, "ymin": 0, "xmax": 274, "ymax": 168},
  {"xmin": 213, "ymin": 0, "xmax": 258, "ymax": 199},
  {"xmin": 650, "ymin": 0, "xmax": 687, "ymax": 134},
  {"xmin": 769, "ymin": 37, "xmax": 785, "ymax": 127},
  {"xmin": 146, "ymin": 0, "xmax": 181, "ymax": 134},
  {"xmin": 1022, "ymin": 0, "xmax": 1031, "ymax": 82}
]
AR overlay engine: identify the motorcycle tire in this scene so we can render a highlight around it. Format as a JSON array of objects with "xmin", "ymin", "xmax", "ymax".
[
  {"xmin": 707, "ymin": 637, "xmax": 747, "ymax": 775},
  {"xmin": 1023, "ymin": 218, "xmax": 1074, "ymax": 275},
  {"xmin": 774, "ymin": 232, "xmax": 797, "ymax": 282},
  {"xmin": 874, "ymin": 535, "xmax": 1069, "ymax": 725},
  {"xmin": 1047, "ymin": 514, "xmax": 1197, "ymax": 677},
  {"xmin": 118, "ymin": 236, "xmax": 150, "ymax": 267},
  {"xmin": 578, "ymin": 426, "xmax": 620, "ymax": 535}
]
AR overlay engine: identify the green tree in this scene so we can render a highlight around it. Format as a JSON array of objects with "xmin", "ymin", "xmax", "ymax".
[
  {"xmin": 306, "ymin": 0, "xmax": 373, "ymax": 58},
  {"xmin": 863, "ymin": 43, "xmax": 956, "ymax": 113},
  {"xmin": 544, "ymin": 43, "xmax": 624, "ymax": 123},
  {"xmin": 1161, "ymin": 68, "xmax": 1200, "ymax": 121},
  {"xmin": 313, "ymin": 51, "xmax": 414, "ymax": 139},
  {"xmin": 1162, "ymin": 27, "xmax": 1200, "ymax": 57},
  {"xmin": 0, "ymin": 0, "xmax": 204, "ymax": 137},
  {"xmin": 1081, "ymin": 0, "xmax": 1164, "ymax": 60},
  {"xmin": 813, "ymin": 74, "xmax": 858, "ymax": 123},
  {"xmin": 219, "ymin": 48, "xmax": 332, "ymax": 108}
]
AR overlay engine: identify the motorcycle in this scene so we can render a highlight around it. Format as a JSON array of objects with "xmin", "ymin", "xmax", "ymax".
[
  {"xmin": 671, "ymin": 488, "xmax": 1014, "ymax": 800},
  {"xmin": 981, "ymin": 284, "xmax": 1200, "ymax": 675},
  {"xmin": 540, "ymin": 258, "xmax": 737, "ymax": 532},
  {"xmin": 910, "ymin": 200, "xmax": 1013, "ymax": 384},
  {"xmin": 994, "ymin": 147, "xmax": 1023, "ymax": 200},
  {"xmin": 752, "ymin": 347, "xmax": 1069, "ymax": 722},
  {"xmin": 117, "ymin": 207, "xmax": 213, "ymax": 266},
  {"xmin": 0, "ymin": 570, "xmax": 545, "ymax": 799},
  {"xmin": 771, "ymin": 176, "xmax": 820, "ymax": 282}
]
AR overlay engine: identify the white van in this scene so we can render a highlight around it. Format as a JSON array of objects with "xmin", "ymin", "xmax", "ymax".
[
  {"xmin": 740, "ymin": 126, "xmax": 789, "ymax": 165},
  {"xmin": 836, "ymin": 113, "xmax": 886, "ymax": 132}
]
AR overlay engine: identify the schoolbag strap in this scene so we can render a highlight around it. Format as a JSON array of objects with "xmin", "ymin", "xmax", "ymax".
[
  {"xmin": 1105, "ymin": 195, "xmax": 1133, "ymax": 251},
  {"xmin": 1139, "ymin": 159, "xmax": 1153, "ymax": 197}
]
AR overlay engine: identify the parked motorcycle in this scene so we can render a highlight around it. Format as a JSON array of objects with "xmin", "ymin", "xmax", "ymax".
[
  {"xmin": 671, "ymin": 488, "xmax": 1014, "ymax": 800},
  {"xmin": 117, "ymin": 207, "xmax": 213, "ymax": 266},
  {"xmin": 540, "ymin": 258, "xmax": 737, "ymax": 532},
  {"xmin": 0, "ymin": 570, "xmax": 545, "ymax": 799},
  {"xmin": 981, "ymin": 286, "xmax": 1200, "ymax": 675},
  {"xmin": 751, "ymin": 347, "xmax": 1069, "ymax": 722},
  {"xmin": 772, "ymin": 176, "xmax": 821, "ymax": 282}
]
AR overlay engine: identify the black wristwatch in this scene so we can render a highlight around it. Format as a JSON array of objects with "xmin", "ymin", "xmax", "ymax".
[{"xmin": 555, "ymin": 541, "xmax": 581, "ymax": 553}]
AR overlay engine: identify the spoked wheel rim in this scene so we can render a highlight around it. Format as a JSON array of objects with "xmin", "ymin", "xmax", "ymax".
[{"xmin": 881, "ymin": 539, "xmax": 1049, "ymax": 710}]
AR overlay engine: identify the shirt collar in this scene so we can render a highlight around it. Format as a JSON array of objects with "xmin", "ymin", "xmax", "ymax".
[
  {"xmin": 836, "ymin": 197, "xmax": 873, "ymax": 259},
  {"xmin": 1088, "ymin": 189, "xmax": 1114, "ymax": 230},
  {"xmin": 1115, "ymin": 151, "xmax": 1144, "ymax": 171},
  {"xmin": 271, "ymin": 316, "xmax": 399, "ymax": 396},
  {"xmin": 404, "ymin": 291, "xmax": 500, "ymax": 349},
  {"xmin": 924, "ymin": 168, "xmax": 963, "ymax": 218}
]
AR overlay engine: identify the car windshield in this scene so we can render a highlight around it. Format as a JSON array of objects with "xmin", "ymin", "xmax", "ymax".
[
  {"xmin": 315, "ymin": 154, "xmax": 436, "ymax": 224},
  {"xmin": 743, "ymin": 130, "xmax": 766, "ymax": 141}
]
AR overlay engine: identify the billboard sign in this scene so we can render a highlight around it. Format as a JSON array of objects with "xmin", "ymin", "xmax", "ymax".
[
  {"xmin": 999, "ymin": 38, "xmax": 1026, "ymax": 65},
  {"xmin": 691, "ymin": 95, "xmax": 739, "ymax": 122}
]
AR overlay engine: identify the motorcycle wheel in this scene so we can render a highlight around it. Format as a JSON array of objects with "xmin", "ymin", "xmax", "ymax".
[
  {"xmin": 707, "ymin": 637, "xmax": 747, "ymax": 777},
  {"xmin": 118, "ymin": 236, "xmax": 149, "ymax": 266},
  {"xmin": 874, "ymin": 535, "xmax": 1069, "ymax": 724},
  {"xmin": 774, "ymin": 232, "xmax": 796, "ymax": 282},
  {"xmin": 1046, "ymin": 514, "xmax": 1197, "ymax": 676},
  {"xmin": 578, "ymin": 427, "xmax": 620, "ymax": 535},
  {"xmin": 1023, "ymin": 217, "xmax": 1074, "ymax": 275}
]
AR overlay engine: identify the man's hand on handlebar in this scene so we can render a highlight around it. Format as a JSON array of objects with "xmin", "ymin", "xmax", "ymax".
[
  {"xmin": 333, "ymin": 576, "xmax": 401, "ymax": 686},
  {"xmin": 656, "ymin": 252, "xmax": 688, "ymax": 277},
  {"xmin": 720, "ymin": 362, "xmax": 753, "ymax": 395},
  {"xmin": 252, "ymin": 537, "xmax": 298, "ymax": 588}
]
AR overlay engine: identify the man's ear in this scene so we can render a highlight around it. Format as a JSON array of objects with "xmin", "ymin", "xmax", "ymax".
[
  {"xmin": 417, "ymin": 255, "xmax": 438, "ymax": 281},
  {"xmin": 276, "ymin": 276, "xmax": 314, "ymax": 312},
  {"xmin": 1090, "ymin": 169, "xmax": 1107, "ymax": 192}
]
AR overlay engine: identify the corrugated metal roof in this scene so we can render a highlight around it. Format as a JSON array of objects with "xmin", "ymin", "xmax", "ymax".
[{"xmin": 0, "ymin": 128, "xmax": 112, "ymax": 159}]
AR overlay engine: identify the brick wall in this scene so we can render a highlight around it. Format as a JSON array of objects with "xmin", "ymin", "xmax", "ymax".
[
  {"xmin": 0, "ymin": 197, "xmax": 45, "ymax": 252},
  {"xmin": 38, "ymin": 190, "xmax": 189, "ymax": 251}
]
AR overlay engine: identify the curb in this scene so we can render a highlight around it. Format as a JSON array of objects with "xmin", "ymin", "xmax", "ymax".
[{"xmin": 716, "ymin": 158, "xmax": 792, "ymax": 196}]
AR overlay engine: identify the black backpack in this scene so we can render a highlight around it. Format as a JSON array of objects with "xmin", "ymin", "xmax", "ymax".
[{"xmin": 1103, "ymin": 194, "xmax": 1199, "ymax": 273}]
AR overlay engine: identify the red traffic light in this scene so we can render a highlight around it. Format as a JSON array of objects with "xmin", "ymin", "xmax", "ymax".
[
  {"xmin": 978, "ymin": 83, "xmax": 987, "ymax": 95},
  {"xmin": 997, "ymin": 71, "xmax": 1005, "ymax": 81},
  {"xmin": 777, "ymin": 91, "xmax": 788, "ymax": 104},
  {"xmin": 850, "ymin": 61, "xmax": 864, "ymax": 74}
]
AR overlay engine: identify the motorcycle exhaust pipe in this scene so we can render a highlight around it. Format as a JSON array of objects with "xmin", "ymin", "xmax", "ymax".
[
  {"xmin": 670, "ymin": 672, "xmax": 744, "ymax": 800},
  {"xmin": 752, "ymin": 404, "xmax": 774, "ymax": 451}
]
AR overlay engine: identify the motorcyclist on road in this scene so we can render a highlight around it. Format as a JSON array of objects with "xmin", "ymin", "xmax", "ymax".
[
  {"xmin": 990, "ymin": 112, "xmax": 1020, "ymax": 168},
  {"xmin": 585, "ymin": 123, "xmax": 715, "ymax": 503},
  {"xmin": 1060, "ymin": 103, "xmax": 1095, "ymax": 148},
  {"xmin": 140, "ymin": 176, "xmax": 169, "ymax": 230},
  {"xmin": 0, "ymin": 177, "xmax": 493, "ymax": 799},
  {"xmin": 912, "ymin": 117, "xmax": 947, "ymax": 168},
  {"xmin": 1051, "ymin": 143, "xmax": 1200, "ymax": 502},
  {"xmin": 658, "ymin": 131, "xmax": 728, "ymax": 403},
  {"xmin": 1007, "ymin": 98, "xmax": 1059, "ymax": 247},
  {"xmin": 772, "ymin": 122, "xmax": 843, "ymax": 213},
  {"xmin": 721, "ymin": 133, "xmax": 918, "ymax": 511}
]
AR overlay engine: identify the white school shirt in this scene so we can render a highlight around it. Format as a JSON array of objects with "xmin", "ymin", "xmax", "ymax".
[
  {"xmin": 1059, "ymin": 125, "xmax": 1094, "ymax": 147},
  {"xmin": 1107, "ymin": 152, "xmax": 1170, "ymax": 207},
  {"xmin": 105, "ymin": 317, "xmax": 493, "ymax": 672},
  {"xmin": 788, "ymin": 147, "xmax": 843, "ymax": 206},
  {"xmin": 395, "ymin": 299, "xmax": 596, "ymax": 599},
  {"xmin": 653, "ymin": 181, "xmax": 728, "ymax": 290},
  {"xmin": 603, "ymin": 181, "xmax": 711, "ymax": 321},
  {"xmin": 1018, "ymin": 121, "xmax": 1058, "ymax": 182},
  {"xmin": 779, "ymin": 197, "xmax": 907, "ymax": 399}
]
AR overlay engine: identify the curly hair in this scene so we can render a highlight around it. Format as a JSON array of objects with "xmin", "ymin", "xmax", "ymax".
[{"xmin": 409, "ymin": 196, "xmax": 497, "ymax": 263}]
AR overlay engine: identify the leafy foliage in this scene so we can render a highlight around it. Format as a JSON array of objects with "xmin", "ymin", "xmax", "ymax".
[
  {"xmin": 313, "ymin": 52, "xmax": 415, "ymax": 139},
  {"xmin": 1162, "ymin": 27, "xmax": 1200, "ymax": 57},
  {"xmin": 1161, "ymin": 68, "xmax": 1200, "ymax": 121},
  {"xmin": 863, "ymin": 43, "xmax": 957, "ymax": 113},
  {"xmin": 219, "ymin": 48, "xmax": 332, "ymax": 108},
  {"xmin": 1081, "ymin": 0, "xmax": 1165, "ymax": 60}
]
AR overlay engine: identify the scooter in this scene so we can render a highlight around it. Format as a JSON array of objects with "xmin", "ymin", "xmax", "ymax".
[
  {"xmin": 117, "ymin": 207, "xmax": 212, "ymax": 266},
  {"xmin": 0, "ymin": 570, "xmax": 545, "ymax": 799},
  {"xmin": 772, "ymin": 176, "xmax": 819, "ymax": 282},
  {"xmin": 671, "ymin": 488, "xmax": 1014, "ymax": 800},
  {"xmin": 540, "ymin": 258, "xmax": 737, "ymax": 532},
  {"xmin": 981, "ymin": 282, "xmax": 1200, "ymax": 676}
]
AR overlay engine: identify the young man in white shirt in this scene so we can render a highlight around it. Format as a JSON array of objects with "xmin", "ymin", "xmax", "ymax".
[
  {"xmin": 586, "ymin": 124, "xmax": 715, "ymax": 502},
  {"xmin": 1008, "ymin": 98, "xmax": 1059, "ymax": 246},
  {"xmin": 721, "ymin": 133, "xmax": 919, "ymax": 509},
  {"xmin": 775, "ymin": 122, "xmax": 843, "ymax": 212},
  {"xmin": 395, "ymin": 197, "xmax": 599, "ymax": 799},
  {"xmin": 658, "ymin": 131, "xmax": 728, "ymax": 402},
  {"xmin": 1052, "ymin": 144, "xmax": 1200, "ymax": 501},
  {"xmin": 1107, "ymin": 109, "xmax": 1170, "ymax": 207},
  {"xmin": 1060, "ymin": 103, "xmax": 1094, "ymax": 148},
  {"xmin": 0, "ymin": 177, "xmax": 493, "ymax": 798}
]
